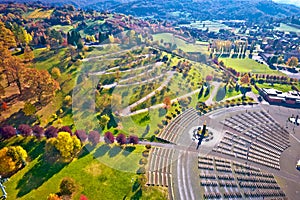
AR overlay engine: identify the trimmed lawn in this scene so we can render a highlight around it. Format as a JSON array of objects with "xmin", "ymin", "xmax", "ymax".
[
  {"xmin": 256, "ymin": 83, "xmax": 294, "ymax": 92},
  {"xmin": 220, "ymin": 58, "xmax": 285, "ymax": 76},
  {"xmin": 5, "ymin": 140, "xmax": 168, "ymax": 200}
]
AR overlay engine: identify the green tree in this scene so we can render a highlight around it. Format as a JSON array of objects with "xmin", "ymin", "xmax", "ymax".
[
  {"xmin": 23, "ymin": 102, "xmax": 36, "ymax": 116},
  {"xmin": 11, "ymin": 23, "xmax": 32, "ymax": 46},
  {"xmin": 99, "ymin": 114, "xmax": 110, "ymax": 128},
  {"xmin": 60, "ymin": 177, "xmax": 77, "ymax": 196}
]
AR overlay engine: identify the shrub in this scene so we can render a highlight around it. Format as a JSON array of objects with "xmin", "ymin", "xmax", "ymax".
[
  {"xmin": 17, "ymin": 124, "xmax": 32, "ymax": 137},
  {"xmin": 104, "ymin": 131, "xmax": 114, "ymax": 144},
  {"xmin": 32, "ymin": 125, "xmax": 44, "ymax": 139},
  {"xmin": 0, "ymin": 125, "xmax": 16, "ymax": 139},
  {"xmin": 75, "ymin": 130, "xmax": 87, "ymax": 142},
  {"xmin": 58, "ymin": 126, "xmax": 72, "ymax": 135},
  {"xmin": 60, "ymin": 177, "xmax": 76, "ymax": 196},
  {"xmin": 88, "ymin": 131, "xmax": 100, "ymax": 146},
  {"xmin": 145, "ymin": 144, "xmax": 151, "ymax": 149}
]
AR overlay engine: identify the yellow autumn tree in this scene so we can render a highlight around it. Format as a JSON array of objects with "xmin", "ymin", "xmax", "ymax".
[
  {"xmin": 0, "ymin": 146, "xmax": 28, "ymax": 176},
  {"xmin": 46, "ymin": 132, "xmax": 81, "ymax": 160}
]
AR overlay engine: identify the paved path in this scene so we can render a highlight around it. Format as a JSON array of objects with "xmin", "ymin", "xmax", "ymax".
[
  {"xmin": 120, "ymin": 87, "xmax": 202, "ymax": 117},
  {"xmin": 205, "ymin": 82, "xmax": 221, "ymax": 105},
  {"xmin": 119, "ymin": 71, "xmax": 175, "ymax": 116}
]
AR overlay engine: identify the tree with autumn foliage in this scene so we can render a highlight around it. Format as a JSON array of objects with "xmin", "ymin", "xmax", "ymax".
[
  {"xmin": 240, "ymin": 73, "xmax": 250, "ymax": 86},
  {"xmin": 286, "ymin": 56, "xmax": 299, "ymax": 67},
  {"xmin": 0, "ymin": 146, "xmax": 27, "ymax": 176},
  {"xmin": 3, "ymin": 56, "xmax": 25, "ymax": 94},
  {"xmin": 22, "ymin": 68, "xmax": 60, "ymax": 104},
  {"xmin": 23, "ymin": 45, "xmax": 34, "ymax": 63},
  {"xmin": 0, "ymin": 22, "xmax": 16, "ymax": 48},
  {"xmin": 163, "ymin": 96, "xmax": 171, "ymax": 109},
  {"xmin": 46, "ymin": 132, "xmax": 81, "ymax": 160},
  {"xmin": 47, "ymin": 193, "xmax": 61, "ymax": 200},
  {"xmin": 116, "ymin": 133, "xmax": 127, "ymax": 145},
  {"xmin": 104, "ymin": 131, "xmax": 114, "ymax": 144}
]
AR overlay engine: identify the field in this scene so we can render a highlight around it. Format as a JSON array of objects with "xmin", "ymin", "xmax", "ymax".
[
  {"xmin": 51, "ymin": 25, "xmax": 74, "ymax": 33},
  {"xmin": 153, "ymin": 33, "xmax": 209, "ymax": 53},
  {"xmin": 3, "ymin": 136, "xmax": 167, "ymax": 200},
  {"xmin": 256, "ymin": 83, "xmax": 295, "ymax": 92},
  {"xmin": 274, "ymin": 23, "xmax": 300, "ymax": 34},
  {"xmin": 178, "ymin": 20, "xmax": 233, "ymax": 32},
  {"xmin": 26, "ymin": 9, "xmax": 54, "ymax": 19},
  {"xmin": 220, "ymin": 58, "xmax": 286, "ymax": 76}
]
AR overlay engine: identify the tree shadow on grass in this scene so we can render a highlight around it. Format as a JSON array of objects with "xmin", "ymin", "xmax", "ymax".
[
  {"xmin": 122, "ymin": 146, "xmax": 136, "ymax": 157},
  {"xmin": 131, "ymin": 188, "xmax": 142, "ymax": 200},
  {"xmin": 93, "ymin": 144, "xmax": 111, "ymax": 158},
  {"xmin": 0, "ymin": 110, "xmax": 36, "ymax": 127},
  {"xmin": 108, "ymin": 145, "xmax": 122, "ymax": 158},
  {"xmin": 78, "ymin": 143, "xmax": 93, "ymax": 159},
  {"xmin": 16, "ymin": 157, "xmax": 68, "ymax": 198}
]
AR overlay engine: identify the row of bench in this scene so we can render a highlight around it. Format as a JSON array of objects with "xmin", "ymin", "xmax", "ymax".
[{"xmin": 157, "ymin": 108, "xmax": 200, "ymax": 144}]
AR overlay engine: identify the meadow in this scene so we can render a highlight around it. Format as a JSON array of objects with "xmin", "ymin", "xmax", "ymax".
[
  {"xmin": 153, "ymin": 33, "xmax": 209, "ymax": 53},
  {"xmin": 220, "ymin": 58, "xmax": 286, "ymax": 76}
]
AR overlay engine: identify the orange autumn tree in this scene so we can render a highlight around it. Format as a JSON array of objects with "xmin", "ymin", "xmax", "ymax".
[{"xmin": 163, "ymin": 96, "xmax": 171, "ymax": 109}]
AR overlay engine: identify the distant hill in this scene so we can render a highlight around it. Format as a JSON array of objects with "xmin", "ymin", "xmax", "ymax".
[{"xmin": 5, "ymin": 0, "xmax": 300, "ymax": 21}]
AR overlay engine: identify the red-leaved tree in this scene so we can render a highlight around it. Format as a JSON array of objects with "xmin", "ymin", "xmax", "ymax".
[
  {"xmin": 0, "ymin": 125, "xmax": 16, "ymax": 139},
  {"xmin": 32, "ymin": 125, "xmax": 44, "ymax": 139},
  {"xmin": 45, "ymin": 126, "xmax": 58, "ymax": 138},
  {"xmin": 17, "ymin": 124, "xmax": 32, "ymax": 137},
  {"xmin": 58, "ymin": 126, "xmax": 72, "ymax": 135},
  {"xmin": 75, "ymin": 130, "xmax": 87, "ymax": 142},
  {"xmin": 88, "ymin": 131, "xmax": 100, "ymax": 146},
  {"xmin": 116, "ymin": 133, "xmax": 127, "ymax": 145},
  {"xmin": 104, "ymin": 131, "xmax": 114, "ymax": 144},
  {"xmin": 128, "ymin": 135, "xmax": 139, "ymax": 145}
]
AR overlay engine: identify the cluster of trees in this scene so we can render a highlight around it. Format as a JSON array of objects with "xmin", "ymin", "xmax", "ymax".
[{"xmin": 0, "ymin": 22, "xmax": 60, "ymax": 104}]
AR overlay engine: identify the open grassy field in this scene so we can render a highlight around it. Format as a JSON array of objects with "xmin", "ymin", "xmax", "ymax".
[
  {"xmin": 4, "ymin": 137, "xmax": 168, "ymax": 200},
  {"xmin": 274, "ymin": 23, "xmax": 300, "ymax": 34},
  {"xmin": 51, "ymin": 25, "xmax": 74, "ymax": 33},
  {"xmin": 178, "ymin": 20, "xmax": 231, "ymax": 32},
  {"xmin": 256, "ymin": 83, "xmax": 295, "ymax": 92},
  {"xmin": 153, "ymin": 33, "xmax": 208, "ymax": 53},
  {"xmin": 26, "ymin": 9, "xmax": 54, "ymax": 19},
  {"xmin": 220, "ymin": 58, "xmax": 286, "ymax": 76}
]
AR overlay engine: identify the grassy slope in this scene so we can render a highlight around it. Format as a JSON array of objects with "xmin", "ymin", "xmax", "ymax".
[
  {"xmin": 4, "ymin": 137, "xmax": 167, "ymax": 200},
  {"xmin": 220, "ymin": 58, "xmax": 285, "ymax": 76}
]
